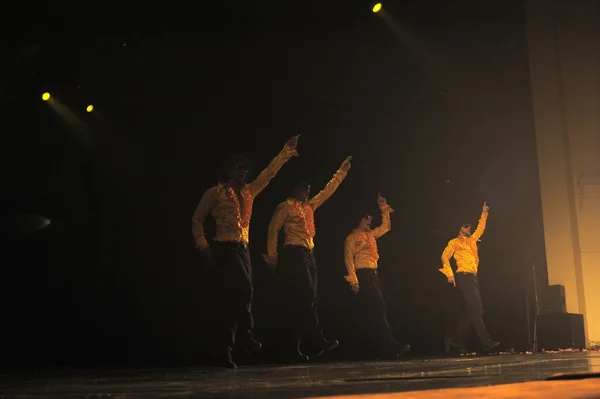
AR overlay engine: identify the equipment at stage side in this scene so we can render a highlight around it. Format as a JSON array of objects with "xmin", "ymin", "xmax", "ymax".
[
  {"xmin": 536, "ymin": 284, "xmax": 586, "ymax": 351},
  {"xmin": 543, "ymin": 285, "xmax": 567, "ymax": 314}
]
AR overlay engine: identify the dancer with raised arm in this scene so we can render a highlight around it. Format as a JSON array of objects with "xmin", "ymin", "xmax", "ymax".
[
  {"xmin": 440, "ymin": 201, "xmax": 500, "ymax": 354},
  {"xmin": 344, "ymin": 194, "xmax": 410, "ymax": 359},
  {"xmin": 192, "ymin": 135, "xmax": 300, "ymax": 368},
  {"xmin": 265, "ymin": 156, "xmax": 352, "ymax": 361}
]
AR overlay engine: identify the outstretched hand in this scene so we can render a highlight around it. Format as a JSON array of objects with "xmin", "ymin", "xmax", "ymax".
[
  {"xmin": 340, "ymin": 156, "xmax": 352, "ymax": 172},
  {"xmin": 378, "ymin": 193, "xmax": 395, "ymax": 212},
  {"xmin": 482, "ymin": 201, "xmax": 489, "ymax": 213},
  {"xmin": 286, "ymin": 134, "xmax": 301, "ymax": 151}
]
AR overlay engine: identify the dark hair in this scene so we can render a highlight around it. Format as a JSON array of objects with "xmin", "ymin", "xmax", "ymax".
[
  {"xmin": 357, "ymin": 213, "xmax": 372, "ymax": 226},
  {"xmin": 217, "ymin": 154, "xmax": 253, "ymax": 183},
  {"xmin": 291, "ymin": 181, "xmax": 311, "ymax": 195}
]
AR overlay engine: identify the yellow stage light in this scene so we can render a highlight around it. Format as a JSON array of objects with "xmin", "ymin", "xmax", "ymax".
[
  {"xmin": 373, "ymin": 3, "xmax": 382, "ymax": 13},
  {"xmin": 86, "ymin": 105, "xmax": 94, "ymax": 112},
  {"xmin": 42, "ymin": 92, "xmax": 50, "ymax": 101}
]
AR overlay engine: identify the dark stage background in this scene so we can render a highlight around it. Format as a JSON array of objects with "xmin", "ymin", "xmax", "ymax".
[{"xmin": 1, "ymin": 0, "xmax": 548, "ymax": 367}]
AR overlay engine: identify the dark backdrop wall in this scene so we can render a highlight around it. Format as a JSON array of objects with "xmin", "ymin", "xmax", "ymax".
[{"xmin": 0, "ymin": 0, "xmax": 547, "ymax": 366}]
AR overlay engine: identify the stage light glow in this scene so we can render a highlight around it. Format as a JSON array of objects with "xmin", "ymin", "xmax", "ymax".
[
  {"xmin": 86, "ymin": 105, "xmax": 94, "ymax": 112},
  {"xmin": 42, "ymin": 92, "xmax": 50, "ymax": 101},
  {"xmin": 373, "ymin": 3, "xmax": 382, "ymax": 12}
]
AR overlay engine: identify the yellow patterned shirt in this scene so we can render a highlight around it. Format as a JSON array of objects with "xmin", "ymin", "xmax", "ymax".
[
  {"xmin": 267, "ymin": 169, "xmax": 347, "ymax": 255},
  {"xmin": 344, "ymin": 205, "xmax": 392, "ymax": 285},
  {"xmin": 192, "ymin": 145, "xmax": 297, "ymax": 248},
  {"xmin": 439, "ymin": 212, "xmax": 488, "ymax": 277}
]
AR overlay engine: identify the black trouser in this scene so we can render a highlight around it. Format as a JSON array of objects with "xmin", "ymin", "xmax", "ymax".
[
  {"xmin": 274, "ymin": 245, "xmax": 323, "ymax": 353},
  {"xmin": 354, "ymin": 269, "xmax": 401, "ymax": 357},
  {"xmin": 212, "ymin": 241, "xmax": 254, "ymax": 351},
  {"xmin": 454, "ymin": 272, "xmax": 491, "ymax": 347}
]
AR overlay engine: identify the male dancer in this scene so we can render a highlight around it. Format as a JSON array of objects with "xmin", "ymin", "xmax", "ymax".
[
  {"xmin": 265, "ymin": 156, "xmax": 352, "ymax": 360},
  {"xmin": 344, "ymin": 194, "xmax": 410, "ymax": 359},
  {"xmin": 192, "ymin": 135, "xmax": 300, "ymax": 368},
  {"xmin": 439, "ymin": 201, "xmax": 500, "ymax": 353}
]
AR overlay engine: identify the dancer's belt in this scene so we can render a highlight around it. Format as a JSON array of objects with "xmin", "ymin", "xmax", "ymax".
[
  {"xmin": 284, "ymin": 244, "xmax": 313, "ymax": 254},
  {"xmin": 215, "ymin": 241, "xmax": 248, "ymax": 250},
  {"xmin": 356, "ymin": 268, "xmax": 378, "ymax": 275}
]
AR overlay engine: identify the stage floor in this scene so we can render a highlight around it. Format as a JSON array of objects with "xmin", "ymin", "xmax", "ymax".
[{"xmin": 1, "ymin": 352, "xmax": 598, "ymax": 398}]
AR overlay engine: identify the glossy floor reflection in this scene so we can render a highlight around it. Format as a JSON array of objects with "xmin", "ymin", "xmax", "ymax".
[{"xmin": 0, "ymin": 352, "xmax": 598, "ymax": 398}]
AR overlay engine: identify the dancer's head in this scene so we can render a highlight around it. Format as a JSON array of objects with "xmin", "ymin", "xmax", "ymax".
[
  {"xmin": 219, "ymin": 154, "xmax": 253, "ymax": 186},
  {"xmin": 459, "ymin": 223, "xmax": 472, "ymax": 237},
  {"xmin": 292, "ymin": 182, "xmax": 311, "ymax": 202},
  {"xmin": 357, "ymin": 214, "xmax": 373, "ymax": 232}
]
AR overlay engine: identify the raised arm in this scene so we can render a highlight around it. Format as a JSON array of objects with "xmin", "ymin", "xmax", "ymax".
[
  {"xmin": 192, "ymin": 188, "xmax": 218, "ymax": 249},
  {"xmin": 343, "ymin": 235, "xmax": 359, "ymax": 286},
  {"xmin": 439, "ymin": 240, "xmax": 456, "ymax": 278},
  {"xmin": 471, "ymin": 202, "xmax": 490, "ymax": 241},
  {"xmin": 249, "ymin": 136, "xmax": 300, "ymax": 197},
  {"xmin": 308, "ymin": 156, "xmax": 352, "ymax": 210},
  {"xmin": 371, "ymin": 193, "xmax": 394, "ymax": 239},
  {"xmin": 267, "ymin": 203, "xmax": 288, "ymax": 260}
]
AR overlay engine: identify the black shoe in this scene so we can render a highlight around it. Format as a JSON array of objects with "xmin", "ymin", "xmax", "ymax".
[
  {"xmin": 323, "ymin": 339, "xmax": 340, "ymax": 352},
  {"xmin": 294, "ymin": 352, "xmax": 310, "ymax": 362},
  {"xmin": 483, "ymin": 340, "xmax": 500, "ymax": 352},
  {"xmin": 444, "ymin": 337, "xmax": 453, "ymax": 353},
  {"xmin": 375, "ymin": 344, "xmax": 410, "ymax": 361},
  {"xmin": 397, "ymin": 344, "xmax": 411, "ymax": 357},
  {"xmin": 280, "ymin": 351, "xmax": 310, "ymax": 363},
  {"xmin": 445, "ymin": 337, "xmax": 468, "ymax": 354},
  {"xmin": 222, "ymin": 348, "xmax": 237, "ymax": 369},
  {"xmin": 243, "ymin": 334, "xmax": 263, "ymax": 355},
  {"xmin": 312, "ymin": 339, "xmax": 340, "ymax": 356}
]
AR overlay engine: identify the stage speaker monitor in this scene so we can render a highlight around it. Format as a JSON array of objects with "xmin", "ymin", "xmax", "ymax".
[
  {"xmin": 537, "ymin": 313, "xmax": 586, "ymax": 350},
  {"xmin": 544, "ymin": 284, "xmax": 567, "ymax": 313}
]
